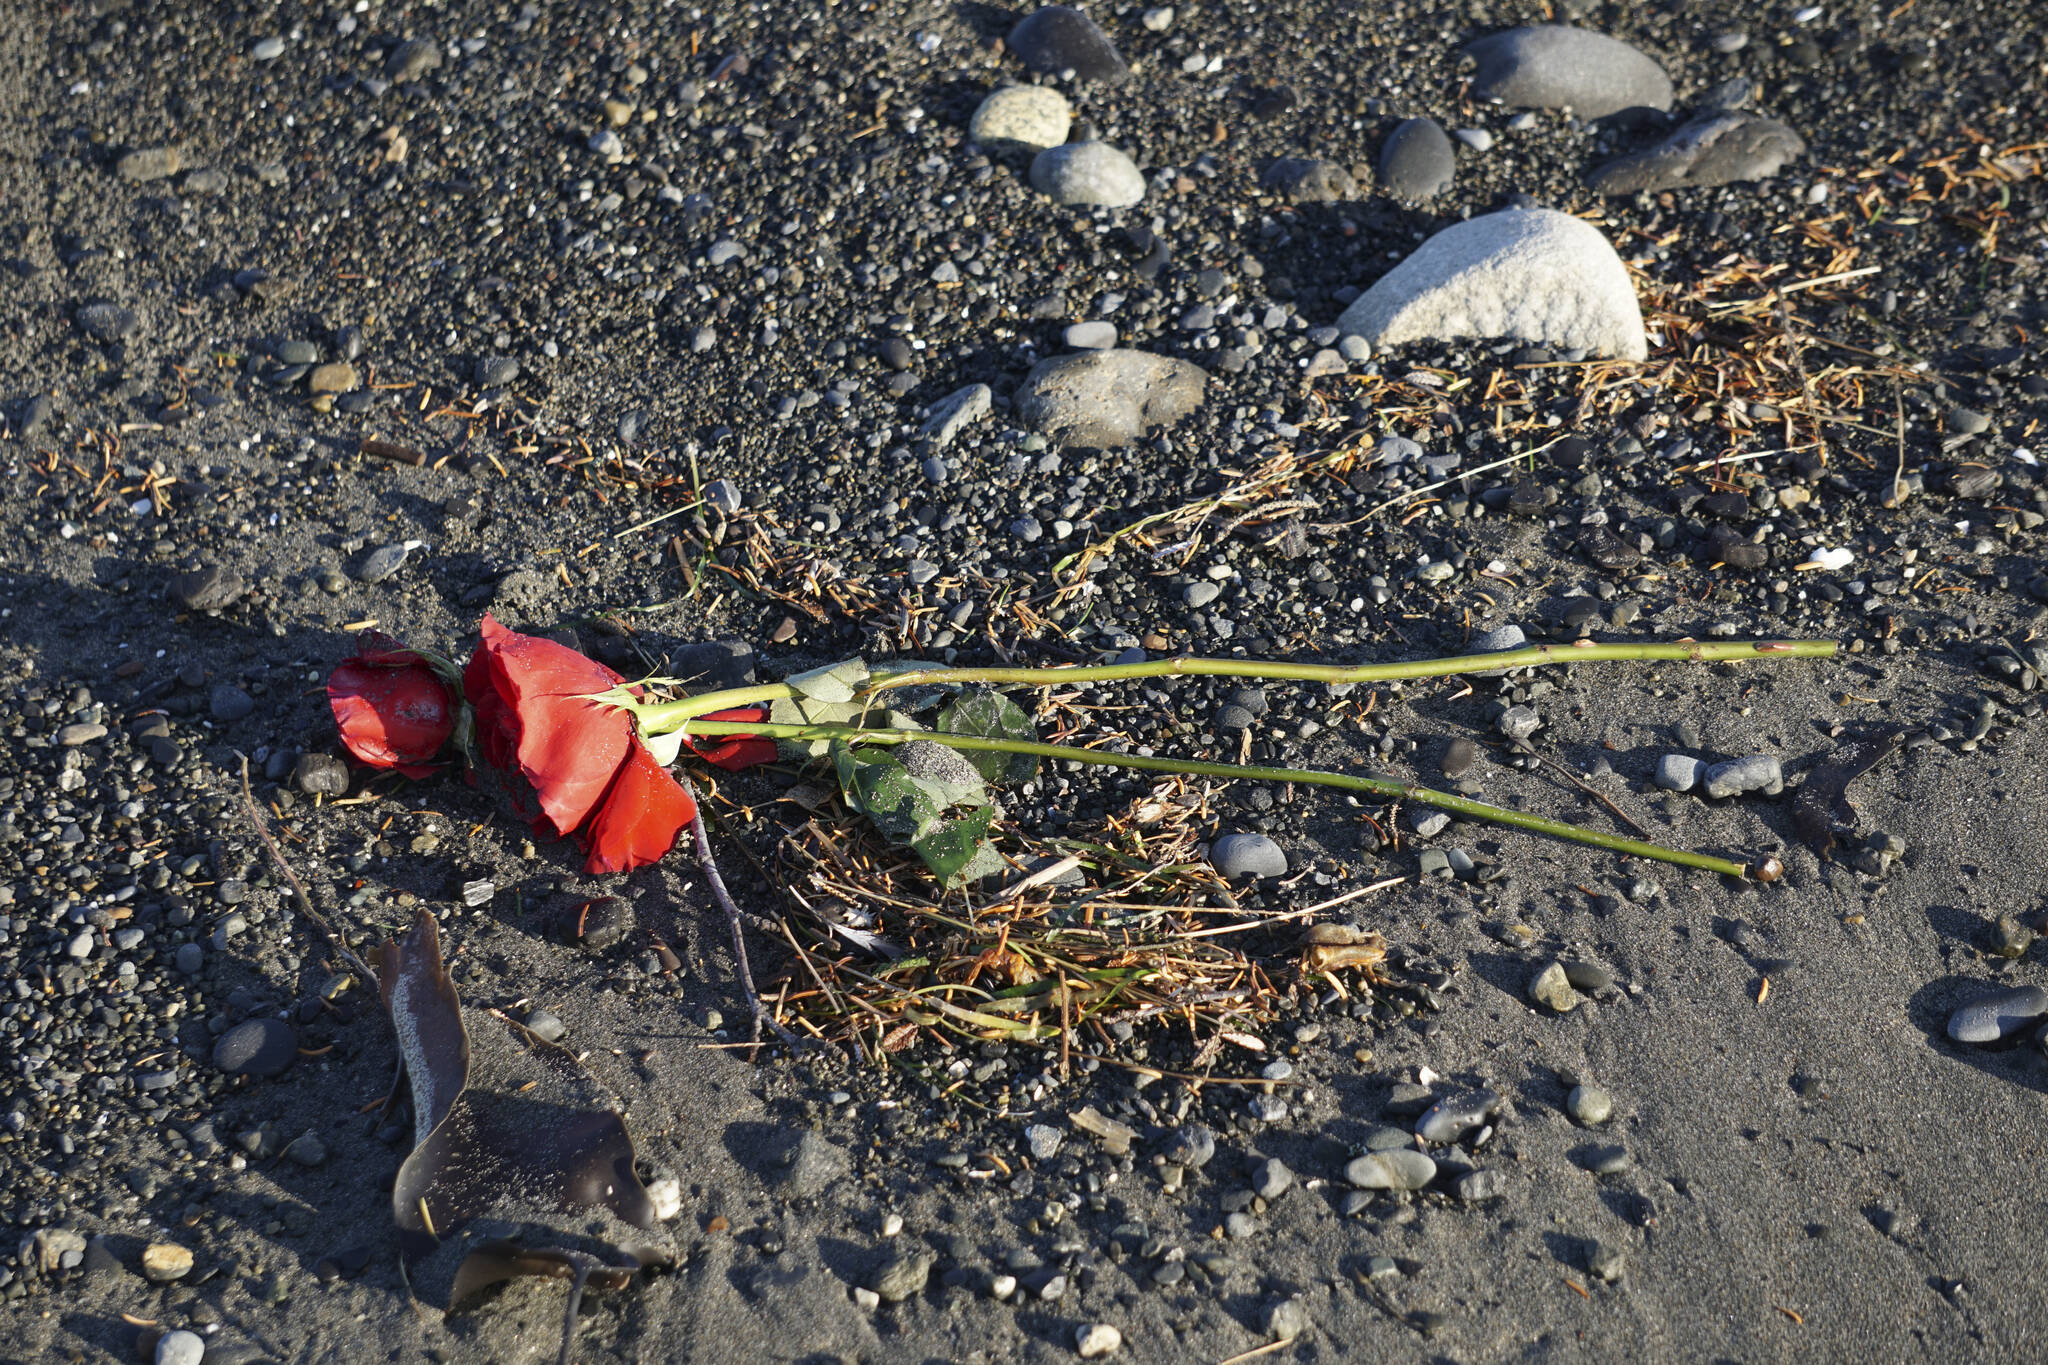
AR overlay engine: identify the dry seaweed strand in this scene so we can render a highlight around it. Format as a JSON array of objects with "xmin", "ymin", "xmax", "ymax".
[{"xmin": 756, "ymin": 770, "xmax": 1402, "ymax": 1081}]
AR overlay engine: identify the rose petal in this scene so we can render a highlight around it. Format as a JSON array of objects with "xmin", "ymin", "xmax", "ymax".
[
  {"xmin": 328, "ymin": 658, "xmax": 456, "ymax": 769},
  {"xmin": 581, "ymin": 742, "xmax": 698, "ymax": 874},
  {"xmin": 685, "ymin": 706, "xmax": 779, "ymax": 772},
  {"xmin": 464, "ymin": 614, "xmax": 634, "ymax": 837}
]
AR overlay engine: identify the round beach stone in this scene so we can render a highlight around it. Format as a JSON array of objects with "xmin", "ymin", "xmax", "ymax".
[
  {"xmin": 1076, "ymin": 1323, "xmax": 1123, "ymax": 1357},
  {"xmin": 212, "ymin": 1018, "xmax": 298, "ymax": 1077},
  {"xmin": 1463, "ymin": 25, "xmax": 1673, "ymax": 119},
  {"xmin": 1946, "ymin": 985, "xmax": 2048, "ymax": 1044},
  {"xmin": 1344, "ymin": 1149, "xmax": 1437, "ymax": 1191},
  {"xmin": 1210, "ymin": 832, "xmax": 1287, "ymax": 879},
  {"xmin": 1567, "ymin": 1084, "xmax": 1614, "ymax": 1125},
  {"xmin": 141, "ymin": 1242, "xmax": 194, "ymax": 1282},
  {"xmin": 969, "ymin": 85, "xmax": 1072, "ymax": 153},
  {"xmin": 1335, "ymin": 208, "xmax": 1646, "ymax": 361},
  {"xmin": 1029, "ymin": 142, "xmax": 1145, "ymax": 208},
  {"xmin": 155, "ymin": 1330, "xmax": 205, "ymax": 1365},
  {"xmin": 1378, "ymin": 117, "xmax": 1456, "ymax": 199},
  {"xmin": 1655, "ymin": 753, "xmax": 1702, "ymax": 791}
]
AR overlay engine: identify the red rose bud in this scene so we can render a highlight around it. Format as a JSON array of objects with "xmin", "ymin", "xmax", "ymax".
[
  {"xmin": 684, "ymin": 706, "xmax": 779, "ymax": 771},
  {"xmin": 463, "ymin": 613, "xmax": 696, "ymax": 874},
  {"xmin": 327, "ymin": 638, "xmax": 458, "ymax": 778}
]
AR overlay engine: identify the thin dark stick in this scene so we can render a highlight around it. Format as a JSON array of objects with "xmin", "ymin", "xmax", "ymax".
[
  {"xmin": 551, "ymin": 1250, "xmax": 604, "ymax": 1365},
  {"xmin": 681, "ymin": 779, "xmax": 797, "ymax": 1049},
  {"xmin": 1517, "ymin": 743, "xmax": 1651, "ymax": 838},
  {"xmin": 236, "ymin": 755, "xmax": 379, "ymax": 983}
]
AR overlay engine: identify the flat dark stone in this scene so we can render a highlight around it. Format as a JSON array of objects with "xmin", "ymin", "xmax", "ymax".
[
  {"xmin": 1008, "ymin": 5, "xmax": 1128, "ymax": 83},
  {"xmin": 212, "ymin": 1017, "xmax": 298, "ymax": 1078}
]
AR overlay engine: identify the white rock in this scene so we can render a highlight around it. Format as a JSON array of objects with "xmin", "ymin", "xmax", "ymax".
[
  {"xmin": 1808, "ymin": 547, "xmax": 1853, "ymax": 570},
  {"xmin": 969, "ymin": 85, "xmax": 1072, "ymax": 154},
  {"xmin": 1076, "ymin": 1323, "xmax": 1123, "ymax": 1357},
  {"xmin": 155, "ymin": 1331, "xmax": 205, "ymax": 1365},
  {"xmin": 1336, "ymin": 209, "xmax": 1647, "ymax": 361}
]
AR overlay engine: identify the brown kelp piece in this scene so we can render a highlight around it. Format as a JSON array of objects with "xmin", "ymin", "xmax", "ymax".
[
  {"xmin": 374, "ymin": 910, "xmax": 673, "ymax": 1324},
  {"xmin": 1792, "ymin": 728, "xmax": 1905, "ymax": 858}
]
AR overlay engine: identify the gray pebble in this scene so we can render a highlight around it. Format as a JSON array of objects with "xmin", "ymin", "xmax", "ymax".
[
  {"xmin": 284, "ymin": 1133, "xmax": 327, "ymax": 1167},
  {"xmin": 1008, "ymin": 5, "xmax": 1129, "ymax": 83},
  {"xmin": 1409, "ymin": 808, "xmax": 1450, "ymax": 839},
  {"xmin": 1065, "ymin": 321, "xmax": 1118, "ymax": 350},
  {"xmin": 1379, "ymin": 117, "xmax": 1456, "ymax": 199},
  {"xmin": 294, "ymin": 753, "xmax": 350, "ymax": 795},
  {"xmin": 1947, "ymin": 985, "xmax": 2048, "ymax": 1044},
  {"xmin": 1463, "ymin": 25, "xmax": 1674, "ymax": 119},
  {"xmin": 1161, "ymin": 1124, "xmax": 1216, "ymax": 1168},
  {"xmin": 475, "ymin": 355, "xmax": 520, "ymax": 388},
  {"xmin": 1701, "ymin": 753, "xmax": 1783, "ymax": 799},
  {"xmin": 155, "ymin": 1330, "xmax": 205, "ymax": 1365},
  {"xmin": 1344, "ymin": 1149, "xmax": 1436, "ymax": 1190},
  {"xmin": 1415, "ymin": 1090, "xmax": 1500, "ymax": 1144},
  {"xmin": 1211, "ymin": 832, "xmax": 1287, "ymax": 879},
  {"xmin": 1029, "ymin": 142, "xmax": 1145, "ymax": 209},
  {"xmin": 1497, "ymin": 704, "xmax": 1541, "ymax": 740},
  {"xmin": 1024, "ymin": 1124, "xmax": 1063, "ymax": 1160},
  {"xmin": 1527, "ymin": 961, "xmax": 1580, "ymax": 1012},
  {"xmin": 213, "ymin": 1018, "xmax": 297, "ymax": 1078},
  {"xmin": 1566, "ymin": 1084, "xmax": 1614, "ymax": 1125},
  {"xmin": 355, "ymin": 542, "xmax": 416, "ymax": 584},
  {"xmin": 56, "ymin": 722, "xmax": 107, "ymax": 747},
  {"xmin": 1455, "ymin": 1169, "xmax": 1508, "ymax": 1202},
  {"xmin": 1013, "ymin": 349, "xmax": 1206, "ymax": 448},
  {"xmin": 525, "ymin": 1009, "xmax": 566, "ymax": 1043},
  {"xmin": 209, "ymin": 685, "xmax": 255, "ymax": 723},
  {"xmin": 872, "ymin": 1246, "xmax": 934, "ymax": 1303},
  {"xmin": 1264, "ymin": 1298, "xmax": 1311, "ymax": 1342},
  {"xmin": 1251, "ymin": 1157, "xmax": 1293, "ymax": 1200},
  {"xmin": 1655, "ymin": 753, "xmax": 1702, "ymax": 791},
  {"xmin": 175, "ymin": 943, "xmax": 204, "ymax": 975},
  {"xmin": 919, "ymin": 384, "xmax": 991, "ymax": 449},
  {"xmin": 1588, "ymin": 113, "xmax": 1805, "ymax": 195}
]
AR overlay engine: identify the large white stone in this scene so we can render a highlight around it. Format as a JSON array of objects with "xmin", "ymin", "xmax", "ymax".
[{"xmin": 1335, "ymin": 209, "xmax": 1647, "ymax": 361}]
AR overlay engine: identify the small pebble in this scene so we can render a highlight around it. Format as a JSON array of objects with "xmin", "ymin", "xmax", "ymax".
[{"xmin": 1076, "ymin": 1323, "xmax": 1123, "ymax": 1358}]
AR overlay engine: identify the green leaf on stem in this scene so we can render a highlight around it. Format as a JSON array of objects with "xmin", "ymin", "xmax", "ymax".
[
  {"xmin": 832, "ymin": 742, "xmax": 1003, "ymax": 885},
  {"xmin": 785, "ymin": 658, "xmax": 870, "ymax": 704},
  {"xmin": 911, "ymin": 804, "xmax": 997, "ymax": 884},
  {"xmin": 935, "ymin": 688, "xmax": 1040, "ymax": 785}
]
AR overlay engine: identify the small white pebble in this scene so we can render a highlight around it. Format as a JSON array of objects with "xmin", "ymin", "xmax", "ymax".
[{"xmin": 1076, "ymin": 1323, "xmax": 1122, "ymax": 1358}]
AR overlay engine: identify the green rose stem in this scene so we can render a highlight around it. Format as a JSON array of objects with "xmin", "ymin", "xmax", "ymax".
[
  {"xmin": 676, "ymin": 718, "xmax": 1779, "ymax": 881},
  {"xmin": 630, "ymin": 639, "xmax": 1836, "ymax": 730}
]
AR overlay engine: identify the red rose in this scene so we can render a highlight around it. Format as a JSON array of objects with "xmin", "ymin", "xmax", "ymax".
[
  {"xmin": 327, "ymin": 634, "xmax": 459, "ymax": 777},
  {"xmin": 462, "ymin": 614, "xmax": 697, "ymax": 874},
  {"xmin": 685, "ymin": 707, "xmax": 778, "ymax": 771}
]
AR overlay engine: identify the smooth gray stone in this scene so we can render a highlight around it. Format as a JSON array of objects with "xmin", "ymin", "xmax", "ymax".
[
  {"xmin": 1210, "ymin": 832, "xmax": 1287, "ymax": 879},
  {"xmin": 1013, "ymin": 349, "xmax": 1206, "ymax": 447},
  {"xmin": 1947, "ymin": 985, "xmax": 2048, "ymax": 1044},
  {"xmin": 1335, "ymin": 209, "xmax": 1646, "ymax": 361},
  {"xmin": 1655, "ymin": 753, "xmax": 1702, "ymax": 791},
  {"xmin": 1589, "ymin": 113, "xmax": 1805, "ymax": 194},
  {"xmin": 1379, "ymin": 117, "xmax": 1456, "ymax": 199},
  {"xmin": 1464, "ymin": 26, "xmax": 1674, "ymax": 119},
  {"xmin": 1029, "ymin": 142, "xmax": 1144, "ymax": 207},
  {"xmin": 1344, "ymin": 1149, "xmax": 1437, "ymax": 1190}
]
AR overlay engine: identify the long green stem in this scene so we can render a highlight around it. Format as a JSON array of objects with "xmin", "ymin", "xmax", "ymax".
[
  {"xmin": 633, "ymin": 639, "xmax": 1835, "ymax": 731},
  {"xmin": 679, "ymin": 719, "xmax": 1776, "ymax": 880}
]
